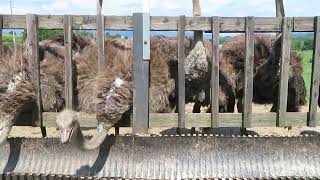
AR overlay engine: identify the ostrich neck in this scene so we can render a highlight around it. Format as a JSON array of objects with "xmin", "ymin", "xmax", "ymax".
[
  {"xmin": 74, "ymin": 123, "xmax": 108, "ymax": 150},
  {"xmin": 0, "ymin": 112, "xmax": 15, "ymax": 144}
]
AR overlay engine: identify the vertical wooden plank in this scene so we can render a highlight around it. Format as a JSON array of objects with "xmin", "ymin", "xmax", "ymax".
[
  {"xmin": 178, "ymin": 15, "xmax": 186, "ymax": 130},
  {"xmin": 26, "ymin": 14, "xmax": 46, "ymax": 137},
  {"xmin": 275, "ymin": 0, "xmax": 285, "ymax": 37},
  {"xmin": 132, "ymin": 13, "xmax": 150, "ymax": 134},
  {"xmin": 96, "ymin": 0, "xmax": 105, "ymax": 70},
  {"xmin": 0, "ymin": 16, "xmax": 2, "ymax": 45},
  {"xmin": 192, "ymin": 0, "xmax": 203, "ymax": 44},
  {"xmin": 277, "ymin": 17, "xmax": 291, "ymax": 127},
  {"xmin": 64, "ymin": 15, "xmax": 73, "ymax": 109},
  {"xmin": 308, "ymin": 16, "xmax": 320, "ymax": 127},
  {"xmin": 211, "ymin": 16, "xmax": 220, "ymax": 127},
  {"xmin": 242, "ymin": 17, "xmax": 255, "ymax": 128},
  {"xmin": 275, "ymin": 0, "xmax": 285, "ymax": 18}
]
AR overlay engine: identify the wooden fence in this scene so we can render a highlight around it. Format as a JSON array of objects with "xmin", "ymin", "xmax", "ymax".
[{"xmin": 0, "ymin": 13, "xmax": 320, "ymax": 134}]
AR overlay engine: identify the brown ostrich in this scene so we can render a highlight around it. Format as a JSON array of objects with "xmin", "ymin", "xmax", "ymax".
[
  {"xmin": 0, "ymin": 34, "xmax": 92, "ymax": 143},
  {"xmin": 218, "ymin": 34, "xmax": 306, "ymax": 112},
  {"xmin": 56, "ymin": 36, "xmax": 235, "ymax": 150}
]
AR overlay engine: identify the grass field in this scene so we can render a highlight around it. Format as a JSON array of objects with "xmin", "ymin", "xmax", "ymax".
[{"xmin": 2, "ymin": 34, "xmax": 23, "ymax": 45}]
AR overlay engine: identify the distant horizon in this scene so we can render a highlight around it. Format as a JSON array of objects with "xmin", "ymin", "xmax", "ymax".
[{"xmin": 2, "ymin": 29, "xmax": 314, "ymax": 40}]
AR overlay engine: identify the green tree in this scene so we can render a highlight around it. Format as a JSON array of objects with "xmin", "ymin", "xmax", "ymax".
[{"xmin": 302, "ymin": 39, "xmax": 313, "ymax": 51}]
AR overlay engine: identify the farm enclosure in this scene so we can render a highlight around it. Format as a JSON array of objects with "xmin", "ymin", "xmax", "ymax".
[
  {"xmin": 1, "ymin": 14, "xmax": 320, "ymax": 133},
  {"xmin": 1, "ymin": 0, "xmax": 320, "ymax": 178}
]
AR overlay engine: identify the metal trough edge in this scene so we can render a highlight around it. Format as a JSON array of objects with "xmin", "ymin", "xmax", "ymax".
[{"xmin": 1, "ymin": 135, "xmax": 320, "ymax": 179}]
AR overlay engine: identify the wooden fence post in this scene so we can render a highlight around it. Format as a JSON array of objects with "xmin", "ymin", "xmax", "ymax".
[
  {"xmin": 26, "ymin": 14, "xmax": 46, "ymax": 137},
  {"xmin": 193, "ymin": 0, "xmax": 203, "ymax": 43},
  {"xmin": 308, "ymin": 16, "xmax": 320, "ymax": 127},
  {"xmin": 0, "ymin": 16, "xmax": 2, "ymax": 45},
  {"xmin": 276, "ymin": 17, "xmax": 291, "ymax": 127},
  {"xmin": 133, "ymin": 13, "xmax": 150, "ymax": 134},
  {"xmin": 275, "ymin": 0, "xmax": 285, "ymax": 37},
  {"xmin": 242, "ymin": 16, "xmax": 255, "ymax": 128},
  {"xmin": 211, "ymin": 16, "xmax": 220, "ymax": 127},
  {"xmin": 178, "ymin": 15, "xmax": 186, "ymax": 131},
  {"xmin": 96, "ymin": 0, "xmax": 105, "ymax": 70},
  {"xmin": 275, "ymin": 0, "xmax": 285, "ymax": 18},
  {"xmin": 64, "ymin": 15, "xmax": 73, "ymax": 110}
]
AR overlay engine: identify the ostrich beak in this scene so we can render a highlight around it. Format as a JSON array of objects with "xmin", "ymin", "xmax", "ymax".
[{"xmin": 60, "ymin": 128, "xmax": 74, "ymax": 143}]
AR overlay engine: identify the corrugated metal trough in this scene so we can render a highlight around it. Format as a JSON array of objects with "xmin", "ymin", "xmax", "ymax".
[{"xmin": 1, "ymin": 135, "xmax": 320, "ymax": 179}]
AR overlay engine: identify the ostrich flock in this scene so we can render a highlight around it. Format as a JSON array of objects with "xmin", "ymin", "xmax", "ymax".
[{"xmin": 0, "ymin": 32, "xmax": 313, "ymax": 150}]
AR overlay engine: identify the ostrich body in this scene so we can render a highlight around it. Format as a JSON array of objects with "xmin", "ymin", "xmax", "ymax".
[
  {"xmin": 56, "ymin": 37, "xmax": 234, "ymax": 150},
  {"xmin": 0, "ymin": 34, "xmax": 91, "ymax": 144}
]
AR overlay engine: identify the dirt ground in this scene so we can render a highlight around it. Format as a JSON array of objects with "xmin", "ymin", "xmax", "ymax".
[{"xmin": 9, "ymin": 103, "xmax": 320, "ymax": 138}]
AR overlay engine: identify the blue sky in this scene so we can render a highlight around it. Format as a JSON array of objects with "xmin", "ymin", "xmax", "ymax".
[{"xmin": 0, "ymin": 0, "xmax": 319, "ymax": 17}]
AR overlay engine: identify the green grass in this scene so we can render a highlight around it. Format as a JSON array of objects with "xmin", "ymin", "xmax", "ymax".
[
  {"xmin": 2, "ymin": 34, "xmax": 23, "ymax": 45},
  {"xmin": 296, "ymin": 50, "xmax": 313, "ymax": 102}
]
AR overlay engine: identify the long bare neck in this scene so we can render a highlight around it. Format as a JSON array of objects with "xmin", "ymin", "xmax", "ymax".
[
  {"xmin": 74, "ymin": 123, "xmax": 108, "ymax": 150},
  {"xmin": 0, "ymin": 112, "xmax": 15, "ymax": 144}
]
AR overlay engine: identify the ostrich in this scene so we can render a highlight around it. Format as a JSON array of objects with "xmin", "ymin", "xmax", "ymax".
[
  {"xmin": 0, "ymin": 34, "xmax": 92, "ymax": 143},
  {"xmin": 56, "ymin": 37, "xmax": 235, "ymax": 150},
  {"xmin": 209, "ymin": 34, "xmax": 306, "ymax": 112}
]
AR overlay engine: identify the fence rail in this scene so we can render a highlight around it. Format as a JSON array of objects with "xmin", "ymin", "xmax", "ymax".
[
  {"xmin": 0, "ymin": 15, "xmax": 318, "ymax": 32},
  {"xmin": 1, "ymin": 14, "xmax": 320, "ymax": 132}
]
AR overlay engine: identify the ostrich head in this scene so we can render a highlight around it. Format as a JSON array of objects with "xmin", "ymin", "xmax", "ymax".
[
  {"xmin": 56, "ymin": 110, "xmax": 80, "ymax": 143},
  {"xmin": 56, "ymin": 109, "xmax": 108, "ymax": 150}
]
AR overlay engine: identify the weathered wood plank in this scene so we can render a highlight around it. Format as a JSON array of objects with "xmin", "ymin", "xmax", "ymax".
[
  {"xmin": 132, "ymin": 13, "xmax": 150, "ymax": 134},
  {"xmin": 276, "ymin": 17, "xmax": 292, "ymax": 127},
  {"xmin": 192, "ymin": 0, "xmax": 203, "ymax": 43},
  {"xmin": 242, "ymin": 17, "xmax": 255, "ymax": 128},
  {"xmin": 308, "ymin": 16, "xmax": 320, "ymax": 127},
  {"xmin": 211, "ymin": 16, "xmax": 220, "ymax": 127},
  {"xmin": 275, "ymin": 0, "xmax": 285, "ymax": 17},
  {"xmin": 293, "ymin": 17, "xmax": 314, "ymax": 32},
  {"xmin": 26, "ymin": 14, "xmax": 46, "ymax": 137},
  {"xmin": 41, "ymin": 112, "xmax": 316, "ymax": 128},
  {"xmin": 0, "ymin": 15, "xmax": 2, "ymax": 45},
  {"xmin": 275, "ymin": 0, "xmax": 285, "ymax": 37},
  {"xmin": 178, "ymin": 15, "xmax": 186, "ymax": 129},
  {"xmin": 96, "ymin": 0, "xmax": 105, "ymax": 69},
  {"xmin": 0, "ymin": 15, "xmax": 317, "ymax": 32},
  {"xmin": 64, "ymin": 15, "xmax": 73, "ymax": 109}
]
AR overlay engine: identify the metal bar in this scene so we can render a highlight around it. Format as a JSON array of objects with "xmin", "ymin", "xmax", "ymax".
[
  {"xmin": 242, "ymin": 16, "xmax": 255, "ymax": 128},
  {"xmin": 96, "ymin": 0, "xmax": 105, "ymax": 70},
  {"xmin": 2, "ymin": 136, "xmax": 320, "ymax": 178},
  {"xmin": 26, "ymin": 14, "xmax": 46, "ymax": 137},
  {"xmin": 308, "ymin": 16, "xmax": 320, "ymax": 127},
  {"xmin": 178, "ymin": 15, "xmax": 186, "ymax": 129},
  {"xmin": 64, "ymin": 15, "xmax": 74, "ymax": 110},
  {"xmin": 276, "ymin": 17, "xmax": 291, "ymax": 127},
  {"xmin": 211, "ymin": 16, "xmax": 220, "ymax": 127},
  {"xmin": 132, "ymin": 13, "xmax": 150, "ymax": 134}
]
